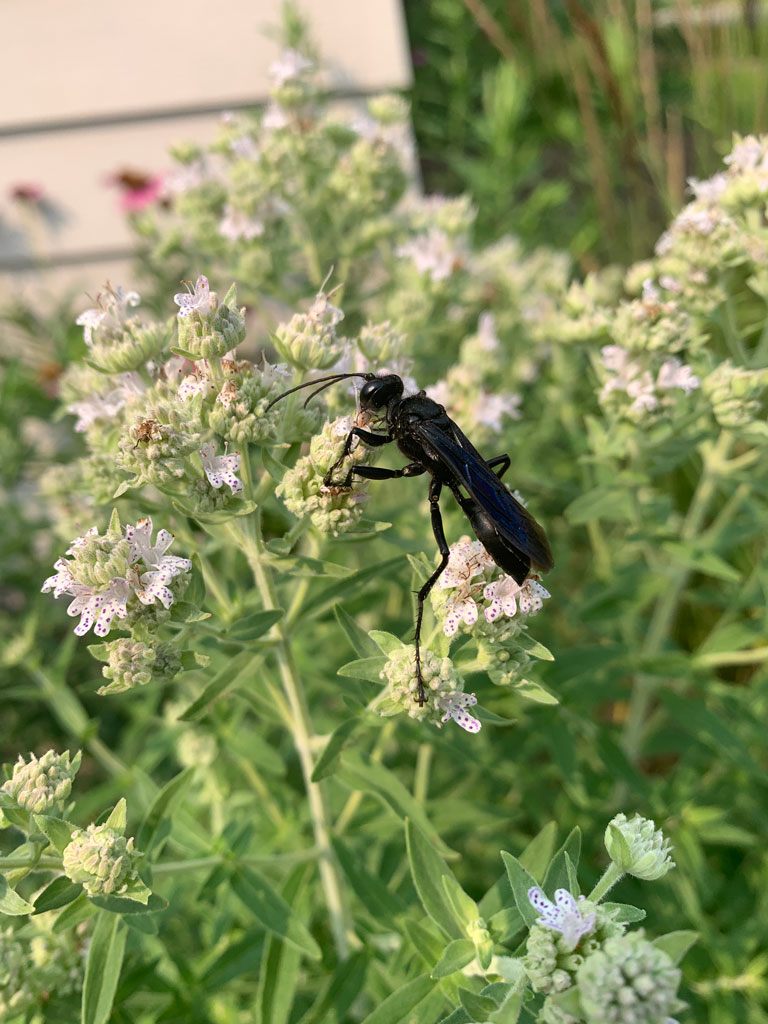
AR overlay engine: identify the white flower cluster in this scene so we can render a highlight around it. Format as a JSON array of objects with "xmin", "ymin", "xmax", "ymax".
[
  {"xmin": 435, "ymin": 536, "xmax": 550, "ymax": 639},
  {"xmin": 42, "ymin": 517, "xmax": 190, "ymax": 637}
]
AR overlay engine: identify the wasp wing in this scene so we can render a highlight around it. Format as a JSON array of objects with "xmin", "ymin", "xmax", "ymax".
[{"xmin": 411, "ymin": 416, "xmax": 554, "ymax": 571}]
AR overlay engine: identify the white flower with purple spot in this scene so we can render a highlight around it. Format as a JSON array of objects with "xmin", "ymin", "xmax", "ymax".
[
  {"xmin": 174, "ymin": 275, "xmax": 212, "ymax": 318},
  {"xmin": 125, "ymin": 517, "xmax": 190, "ymax": 575},
  {"xmin": 42, "ymin": 519, "xmax": 190, "ymax": 637},
  {"xmin": 76, "ymin": 285, "xmax": 141, "ymax": 345},
  {"xmin": 528, "ymin": 887, "xmax": 596, "ymax": 950},
  {"xmin": 438, "ymin": 691, "xmax": 481, "ymax": 733},
  {"xmin": 66, "ymin": 578, "xmax": 132, "ymax": 637},
  {"xmin": 437, "ymin": 538, "xmax": 493, "ymax": 637},
  {"xmin": 200, "ymin": 441, "xmax": 244, "ymax": 495},
  {"xmin": 483, "ymin": 575, "xmax": 550, "ymax": 623}
]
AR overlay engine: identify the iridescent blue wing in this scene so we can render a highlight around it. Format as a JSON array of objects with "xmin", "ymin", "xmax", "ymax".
[{"xmin": 411, "ymin": 416, "xmax": 554, "ymax": 571}]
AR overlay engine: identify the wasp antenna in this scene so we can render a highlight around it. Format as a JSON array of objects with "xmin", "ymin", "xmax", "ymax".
[
  {"xmin": 319, "ymin": 265, "xmax": 335, "ymax": 292},
  {"xmin": 264, "ymin": 372, "xmax": 369, "ymax": 413}
]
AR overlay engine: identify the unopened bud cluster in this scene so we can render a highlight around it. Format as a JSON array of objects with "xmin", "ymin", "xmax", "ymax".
[
  {"xmin": 0, "ymin": 921, "xmax": 84, "ymax": 1019},
  {"xmin": 371, "ymin": 646, "xmax": 459, "ymax": 723},
  {"xmin": 523, "ymin": 902, "xmax": 624, "ymax": 995},
  {"xmin": 62, "ymin": 823, "xmax": 142, "ymax": 897},
  {"xmin": 99, "ymin": 637, "xmax": 181, "ymax": 695},
  {"xmin": 2, "ymin": 750, "xmax": 81, "ymax": 814},
  {"xmin": 576, "ymin": 931, "xmax": 684, "ymax": 1024},
  {"xmin": 605, "ymin": 813, "xmax": 675, "ymax": 881},
  {"xmin": 175, "ymin": 280, "xmax": 247, "ymax": 359},
  {"xmin": 276, "ymin": 416, "xmax": 373, "ymax": 534},
  {"xmin": 273, "ymin": 291, "xmax": 348, "ymax": 370},
  {"xmin": 77, "ymin": 284, "xmax": 169, "ymax": 373}
]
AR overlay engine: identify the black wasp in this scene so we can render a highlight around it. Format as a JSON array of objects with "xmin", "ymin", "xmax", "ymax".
[{"xmin": 267, "ymin": 372, "xmax": 554, "ymax": 706}]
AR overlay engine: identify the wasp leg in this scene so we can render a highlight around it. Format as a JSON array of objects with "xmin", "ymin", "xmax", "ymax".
[
  {"xmin": 413, "ymin": 477, "xmax": 449, "ymax": 707},
  {"xmin": 486, "ymin": 454, "xmax": 511, "ymax": 479},
  {"xmin": 330, "ymin": 461, "xmax": 426, "ymax": 488},
  {"xmin": 324, "ymin": 427, "xmax": 393, "ymax": 486}
]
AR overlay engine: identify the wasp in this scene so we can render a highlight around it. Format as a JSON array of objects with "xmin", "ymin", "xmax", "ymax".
[{"xmin": 267, "ymin": 372, "xmax": 554, "ymax": 706}]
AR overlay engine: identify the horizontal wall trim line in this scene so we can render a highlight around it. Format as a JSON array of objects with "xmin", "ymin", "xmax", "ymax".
[
  {"xmin": 0, "ymin": 247, "xmax": 134, "ymax": 273},
  {"xmin": 0, "ymin": 86, "xmax": 395, "ymax": 139}
]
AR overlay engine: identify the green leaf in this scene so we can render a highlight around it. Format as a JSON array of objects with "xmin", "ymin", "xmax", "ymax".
[
  {"xmin": 514, "ymin": 678, "xmax": 559, "ymax": 704},
  {"xmin": 475, "ymin": 705, "xmax": 517, "ymax": 726},
  {"xmin": 311, "ymin": 718, "xmax": 362, "ymax": 782},
  {"xmin": 53, "ymin": 893, "xmax": 97, "ymax": 933},
  {"xmin": 256, "ymin": 866, "xmax": 309, "ymax": 1024},
  {"xmin": 487, "ymin": 907, "xmax": 525, "ymax": 943},
  {"xmin": 602, "ymin": 902, "xmax": 646, "ymax": 923},
  {"xmin": 226, "ymin": 609, "xmax": 284, "ymax": 640},
  {"xmin": 406, "ymin": 819, "xmax": 464, "ymax": 940},
  {"xmin": 335, "ymin": 605, "xmax": 382, "ymax": 658},
  {"xmin": 518, "ymin": 822, "xmax": 557, "ymax": 882},
  {"xmin": 299, "ymin": 950, "xmax": 369, "ymax": 1024},
  {"xmin": 179, "ymin": 650, "xmax": 258, "ymax": 721},
  {"xmin": 304, "ymin": 557, "xmax": 404, "ymax": 621},
  {"xmin": 458, "ymin": 987, "xmax": 498, "ymax": 1019},
  {"xmin": 33, "ymin": 876, "xmax": 82, "ymax": 914},
  {"xmin": 137, "ymin": 767, "xmax": 194, "ymax": 855},
  {"xmin": 500, "ymin": 852, "xmax": 538, "ymax": 927},
  {"xmin": 359, "ymin": 974, "xmax": 437, "ymax": 1024},
  {"xmin": 368, "ymin": 630, "xmax": 406, "ymax": 655},
  {"xmin": 34, "ymin": 814, "xmax": 75, "ymax": 853},
  {"xmin": 548, "ymin": 986, "xmax": 583, "ymax": 1014},
  {"xmin": 432, "ymin": 939, "xmax": 476, "ymax": 978},
  {"xmin": 81, "ymin": 912, "xmax": 127, "ymax": 1024},
  {"xmin": 262, "ymin": 446, "xmax": 288, "ymax": 482},
  {"xmin": 331, "ymin": 837, "xmax": 408, "ymax": 922},
  {"xmin": 661, "ymin": 692, "xmax": 768, "ymax": 780},
  {"xmin": 337, "ymin": 656, "xmax": 388, "ymax": 683},
  {"xmin": 231, "ymin": 866, "xmax": 321, "ymax": 960},
  {"xmin": 103, "ymin": 798, "xmax": 127, "ymax": 834},
  {"xmin": 87, "ymin": 644, "xmax": 111, "ymax": 663},
  {"xmin": 564, "ymin": 487, "xmax": 634, "ymax": 524},
  {"xmin": 0, "ymin": 877, "xmax": 34, "ymax": 915},
  {"xmin": 653, "ymin": 930, "xmax": 698, "ymax": 964},
  {"xmin": 338, "ymin": 756, "xmax": 452, "ymax": 853},
  {"xmin": 516, "ymin": 635, "xmax": 555, "ymax": 661},
  {"xmin": 265, "ymin": 553, "xmax": 353, "ymax": 578},
  {"xmin": 88, "ymin": 892, "xmax": 167, "ymax": 915},
  {"xmin": 542, "ymin": 827, "xmax": 581, "ymax": 893},
  {"xmin": 661, "ymin": 541, "xmax": 741, "ymax": 583},
  {"xmin": 442, "ymin": 874, "xmax": 479, "ymax": 931},
  {"xmin": 404, "ymin": 918, "xmax": 446, "ymax": 968}
]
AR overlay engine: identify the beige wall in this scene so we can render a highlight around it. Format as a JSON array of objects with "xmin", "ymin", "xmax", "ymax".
[{"xmin": 0, "ymin": 0, "xmax": 411, "ymax": 295}]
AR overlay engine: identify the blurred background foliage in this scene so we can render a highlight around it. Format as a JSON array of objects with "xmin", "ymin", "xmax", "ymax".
[{"xmin": 405, "ymin": 0, "xmax": 768, "ymax": 266}]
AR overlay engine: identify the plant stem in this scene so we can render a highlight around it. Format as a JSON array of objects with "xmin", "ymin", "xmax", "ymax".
[
  {"xmin": 621, "ymin": 431, "xmax": 733, "ymax": 762},
  {"xmin": 232, "ymin": 518, "xmax": 352, "ymax": 959},
  {"xmin": 587, "ymin": 861, "xmax": 624, "ymax": 902}
]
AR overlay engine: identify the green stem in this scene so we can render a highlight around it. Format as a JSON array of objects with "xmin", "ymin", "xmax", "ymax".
[
  {"xmin": 587, "ymin": 862, "xmax": 625, "ymax": 903},
  {"xmin": 621, "ymin": 431, "xmax": 733, "ymax": 762},
  {"xmin": 231, "ymin": 518, "xmax": 352, "ymax": 959}
]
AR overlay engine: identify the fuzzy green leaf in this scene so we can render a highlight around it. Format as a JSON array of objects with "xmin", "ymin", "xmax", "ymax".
[
  {"xmin": 82, "ymin": 912, "xmax": 127, "ymax": 1024},
  {"xmin": 432, "ymin": 939, "xmax": 476, "ymax": 978},
  {"xmin": 0, "ymin": 877, "xmax": 34, "ymax": 915},
  {"xmin": 359, "ymin": 974, "xmax": 438, "ymax": 1024},
  {"xmin": 500, "ymin": 852, "xmax": 539, "ymax": 927},
  {"xmin": 137, "ymin": 766, "xmax": 194, "ymax": 854},
  {"xmin": 335, "ymin": 605, "xmax": 382, "ymax": 658},
  {"xmin": 337, "ymin": 656, "xmax": 388, "ymax": 682},
  {"xmin": 33, "ymin": 876, "xmax": 82, "ymax": 914},
  {"xmin": 230, "ymin": 866, "xmax": 321, "ymax": 960},
  {"xmin": 653, "ymin": 930, "xmax": 698, "ymax": 964},
  {"xmin": 311, "ymin": 718, "xmax": 362, "ymax": 781},
  {"xmin": 406, "ymin": 819, "xmax": 464, "ymax": 940},
  {"xmin": 34, "ymin": 814, "xmax": 75, "ymax": 853}
]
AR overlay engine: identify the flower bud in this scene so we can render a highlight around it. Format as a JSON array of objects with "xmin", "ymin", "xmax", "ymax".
[
  {"xmin": 276, "ymin": 416, "xmax": 372, "ymax": 534},
  {"xmin": 371, "ymin": 646, "xmax": 463, "ymax": 725},
  {"xmin": 176, "ymin": 279, "xmax": 246, "ymax": 359},
  {"xmin": 63, "ymin": 823, "xmax": 142, "ymax": 896},
  {"xmin": 2, "ymin": 750, "xmax": 81, "ymax": 814},
  {"xmin": 576, "ymin": 931, "xmax": 685, "ymax": 1023},
  {"xmin": 605, "ymin": 813, "xmax": 675, "ymax": 881},
  {"xmin": 273, "ymin": 292, "xmax": 348, "ymax": 370},
  {"xmin": 99, "ymin": 638, "xmax": 181, "ymax": 695}
]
